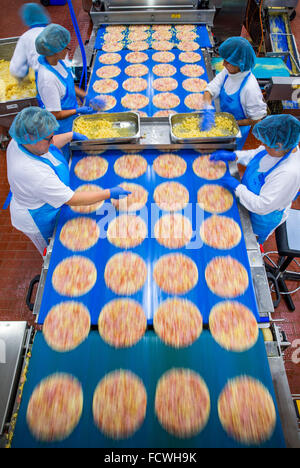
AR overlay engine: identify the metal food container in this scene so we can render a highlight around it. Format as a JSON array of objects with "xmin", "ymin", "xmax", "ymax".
[
  {"xmin": 72, "ymin": 111, "xmax": 140, "ymax": 144},
  {"xmin": 169, "ymin": 112, "xmax": 241, "ymax": 144},
  {"xmin": 0, "ymin": 37, "xmax": 38, "ymax": 128}
]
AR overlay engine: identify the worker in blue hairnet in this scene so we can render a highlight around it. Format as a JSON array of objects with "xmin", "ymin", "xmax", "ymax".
[
  {"xmin": 6, "ymin": 107, "xmax": 130, "ymax": 255},
  {"xmin": 201, "ymin": 37, "xmax": 267, "ymax": 149},
  {"xmin": 210, "ymin": 114, "xmax": 300, "ymax": 244},
  {"xmin": 35, "ymin": 23, "xmax": 104, "ymax": 159},
  {"xmin": 9, "ymin": 3, "xmax": 50, "ymax": 79}
]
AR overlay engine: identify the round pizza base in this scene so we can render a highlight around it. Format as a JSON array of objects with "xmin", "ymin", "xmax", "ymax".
[
  {"xmin": 200, "ymin": 215, "xmax": 242, "ymax": 250},
  {"xmin": 102, "ymin": 42, "xmax": 123, "ymax": 52},
  {"xmin": 43, "ymin": 302, "xmax": 90, "ymax": 352},
  {"xmin": 96, "ymin": 65, "xmax": 121, "ymax": 79},
  {"xmin": 180, "ymin": 64, "xmax": 205, "ymax": 77},
  {"xmin": 111, "ymin": 182, "xmax": 148, "ymax": 212},
  {"xmin": 52, "ymin": 256, "xmax": 97, "ymax": 297},
  {"xmin": 179, "ymin": 51, "xmax": 201, "ymax": 63},
  {"xmin": 177, "ymin": 41, "xmax": 199, "ymax": 51},
  {"xmin": 121, "ymin": 93, "xmax": 149, "ymax": 109},
  {"xmin": 70, "ymin": 184, "xmax": 104, "ymax": 214},
  {"xmin": 152, "ymin": 40, "xmax": 173, "ymax": 51},
  {"xmin": 128, "ymin": 31, "xmax": 148, "ymax": 42},
  {"xmin": 209, "ymin": 301, "xmax": 258, "ymax": 352},
  {"xmin": 92, "ymin": 79, "xmax": 118, "ymax": 94},
  {"xmin": 125, "ymin": 64, "xmax": 149, "ymax": 76},
  {"xmin": 184, "ymin": 93, "xmax": 205, "ymax": 110},
  {"xmin": 218, "ymin": 376, "xmax": 276, "ymax": 445},
  {"xmin": 152, "ymin": 78, "xmax": 178, "ymax": 92},
  {"xmin": 59, "ymin": 217, "xmax": 100, "ymax": 252},
  {"xmin": 153, "ymin": 92, "xmax": 180, "ymax": 109},
  {"xmin": 182, "ymin": 78, "xmax": 207, "ymax": 92},
  {"xmin": 153, "ymin": 253, "xmax": 198, "ymax": 295},
  {"xmin": 26, "ymin": 373, "xmax": 83, "ymax": 442},
  {"xmin": 193, "ymin": 155, "xmax": 226, "ymax": 180},
  {"xmin": 155, "ymin": 369, "xmax": 210, "ymax": 438},
  {"xmin": 152, "ymin": 64, "xmax": 177, "ymax": 77},
  {"xmin": 127, "ymin": 41, "xmax": 149, "ymax": 51},
  {"xmin": 205, "ymin": 256, "xmax": 249, "ymax": 298},
  {"xmin": 197, "ymin": 184, "xmax": 233, "ymax": 213},
  {"xmin": 93, "ymin": 370, "xmax": 147, "ymax": 439},
  {"xmin": 98, "ymin": 298, "xmax": 147, "ymax": 348},
  {"xmin": 107, "ymin": 214, "xmax": 147, "ymax": 249},
  {"xmin": 104, "ymin": 252, "xmax": 147, "ymax": 295},
  {"xmin": 122, "ymin": 77, "xmax": 148, "ymax": 92},
  {"xmin": 74, "ymin": 156, "xmax": 108, "ymax": 181},
  {"xmin": 154, "ymin": 298, "xmax": 202, "ymax": 348},
  {"xmin": 125, "ymin": 51, "xmax": 149, "ymax": 63},
  {"xmin": 153, "ymin": 181, "xmax": 189, "ymax": 211},
  {"xmin": 91, "ymin": 94, "xmax": 116, "ymax": 110},
  {"xmin": 114, "ymin": 154, "xmax": 147, "ymax": 179},
  {"xmin": 152, "ymin": 51, "xmax": 175, "ymax": 63},
  {"xmin": 99, "ymin": 53, "xmax": 121, "ymax": 64},
  {"xmin": 153, "ymin": 153, "xmax": 187, "ymax": 178},
  {"xmin": 154, "ymin": 213, "xmax": 193, "ymax": 249}
]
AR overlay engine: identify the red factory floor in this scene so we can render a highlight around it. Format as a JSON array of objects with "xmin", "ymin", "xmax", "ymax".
[{"xmin": 0, "ymin": 0, "xmax": 300, "ymax": 405}]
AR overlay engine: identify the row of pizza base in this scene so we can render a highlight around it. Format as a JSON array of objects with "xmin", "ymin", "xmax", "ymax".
[
  {"xmin": 97, "ymin": 51, "xmax": 205, "ymax": 65},
  {"xmin": 24, "ymin": 368, "xmax": 277, "ymax": 446},
  {"xmin": 72, "ymin": 154, "xmax": 227, "ymax": 181}
]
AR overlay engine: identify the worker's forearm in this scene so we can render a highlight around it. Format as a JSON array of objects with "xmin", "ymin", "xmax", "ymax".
[
  {"xmin": 51, "ymin": 109, "xmax": 77, "ymax": 121},
  {"xmin": 75, "ymin": 85, "xmax": 87, "ymax": 100},
  {"xmin": 203, "ymin": 91, "xmax": 213, "ymax": 105},
  {"xmin": 237, "ymin": 118, "xmax": 261, "ymax": 127},
  {"xmin": 66, "ymin": 189, "xmax": 111, "ymax": 206},
  {"xmin": 52, "ymin": 132, "xmax": 73, "ymax": 148}
]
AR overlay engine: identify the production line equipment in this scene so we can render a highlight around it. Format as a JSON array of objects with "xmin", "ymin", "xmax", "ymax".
[{"xmin": 1, "ymin": 1, "xmax": 300, "ymax": 449}]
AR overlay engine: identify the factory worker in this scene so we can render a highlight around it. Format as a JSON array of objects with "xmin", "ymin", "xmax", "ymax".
[
  {"xmin": 6, "ymin": 107, "xmax": 130, "ymax": 255},
  {"xmin": 35, "ymin": 24, "xmax": 103, "ymax": 159},
  {"xmin": 202, "ymin": 37, "xmax": 267, "ymax": 149},
  {"xmin": 210, "ymin": 114, "xmax": 300, "ymax": 244},
  {"xmin": 9, "ymin": 3, "xmax": 51, "ymax": 79}
]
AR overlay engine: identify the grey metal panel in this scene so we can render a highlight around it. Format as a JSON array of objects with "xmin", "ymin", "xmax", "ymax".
[
  {"xmin": 90, "ymin": 8, "xmax": 216, "ymax": 25},
  {"xmin": 104, "ymin": 0, "xmax": 198, "ymax": 9},
  {"xmin": 264, "ymin": 0, "xmax": 298, "ymax": 7}
]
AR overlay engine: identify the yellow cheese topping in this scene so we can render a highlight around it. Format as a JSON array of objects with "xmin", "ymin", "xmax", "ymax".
[
  {"xmin": 0, "ymin": 60, "xmax": 36, "ymax": 102},
  {"xmin": 173, "ymin": 115, "xmax": 238, "ymax": 138}
]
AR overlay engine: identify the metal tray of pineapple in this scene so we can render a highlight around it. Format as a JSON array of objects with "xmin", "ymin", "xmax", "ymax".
[
  {"xmin": 169, "ymin": 112, "xmax": 241, "ymax": 144},
  {"xmin": 72, "ymin": 111, "xmax": 140, "ymax": 145}
]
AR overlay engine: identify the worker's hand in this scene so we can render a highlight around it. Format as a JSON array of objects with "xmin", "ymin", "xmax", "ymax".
[
  {"xmin": 200, "ymin": 106, "xmax": 215, "ymax": 131},
  {"xmin": 109, "ymin": 186, "xmax": 132, "ymax": 199},
  {"xmin": 72, "ymin": 132, "xmax": 88, "ymax": 141},
  {"xmin": 210, "ymin": 150, "xmax": 236, "ymax": 162},
  {"xmin": 220, "ymin": 174, "xmax": 240, "ymax": 191},
  {"xmin": 76, "ymin": 106, "xmax": 94, "ymax": 115},
  {"xmin": 88, "ymin": 96, "xmax": 107, "ymax": 111}
]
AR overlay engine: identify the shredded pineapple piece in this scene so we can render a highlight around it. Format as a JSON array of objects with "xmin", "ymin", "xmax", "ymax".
[
  {"xmin": 173, "ymin": 115, "xmax": 237, "ymax": 138},
  {"xmin": 0, "ymin": 60, "xmax": 36, "ymax": 102},
  {"xmin": 73, "ymin": 117, "xmax": 122, "ymax": 139}
]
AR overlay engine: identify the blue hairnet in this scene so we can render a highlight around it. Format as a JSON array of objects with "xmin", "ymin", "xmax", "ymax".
[
  {"xmin": 9, "ymin": 107, "xmax": 59, "ymax": 145},
  {"xmin": 219, "ymin": 37, "xmax": 256, "ymax": 72},
  {"xmin": 253, "ymin": 114, "xmax": 300, "ymax": 150},
  {"xmin": 35, "ymin": 24, "xmax": 71, "ymax": 56},
  {"xmin": 21, "ymin": 3, "xmax": 50, "ymax": 27}
]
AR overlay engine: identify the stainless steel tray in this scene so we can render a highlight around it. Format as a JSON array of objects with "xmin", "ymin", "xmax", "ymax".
[
  {"xmin": 169, "ymin": 112, "xmax": 240, "ymax": 144},
  {"xmin": 72, "ymin": 111, "xmax": 140, "ymax": 144}
]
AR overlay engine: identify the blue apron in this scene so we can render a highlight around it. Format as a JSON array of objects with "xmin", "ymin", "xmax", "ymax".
[
  {"xmin": 37, "ymin": 56, "xmax": 77, "ymax": 159},
  {"xmin": 220, "ymin": 72, "xmax": 252, "ymax": 150},
  {"xmin": 17, "ymin": 144, "xmax": 70, "ymax": 243},
  {"xmin": 241, "ymin": 148, "xmax": 293, "ymax": 244}
]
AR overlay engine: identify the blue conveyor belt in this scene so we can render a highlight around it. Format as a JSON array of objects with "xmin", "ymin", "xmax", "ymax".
[
  {"xmin": 11, "ymin": 330, "xmax": 285, "ymax": 448},
  {"xmin": 37, "ymin": 149, "xmax": 267, "ymax": 327}
]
